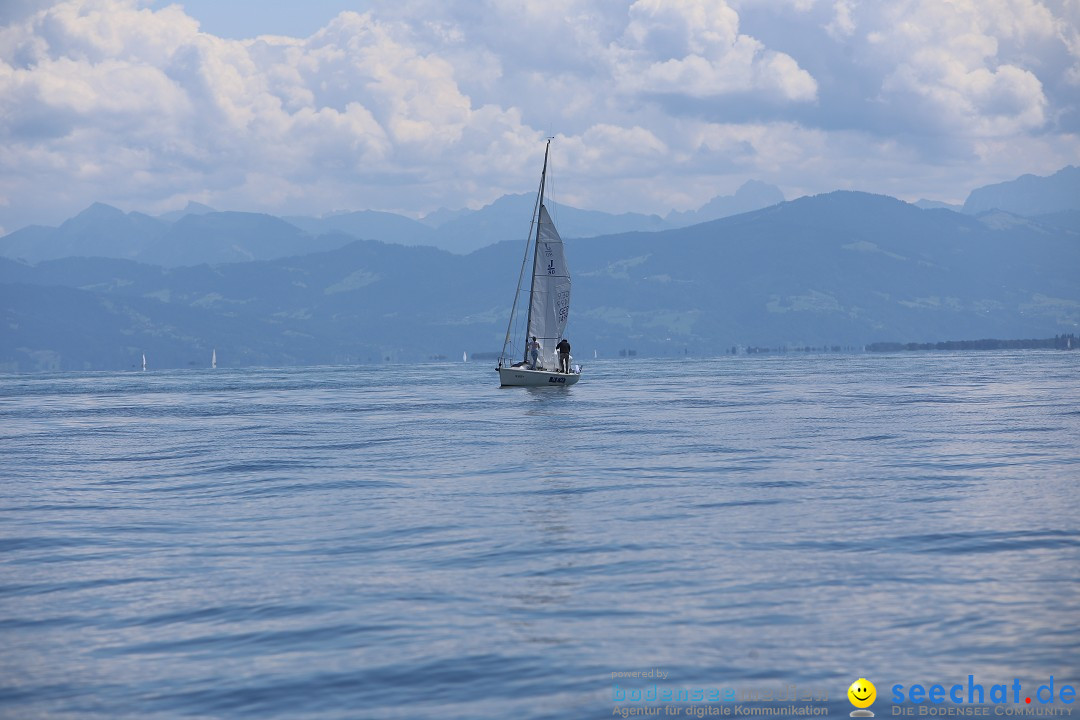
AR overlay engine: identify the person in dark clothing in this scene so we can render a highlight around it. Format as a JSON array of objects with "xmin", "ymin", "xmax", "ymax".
[{"xmin": 556, "ymin": 338, "xmax": 571, "ymax": 373}]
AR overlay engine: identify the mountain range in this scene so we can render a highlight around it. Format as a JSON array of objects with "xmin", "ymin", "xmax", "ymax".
[
  {"xmin": 0, "ymin": 180, "xmax": 787, "ymax": 265},
  {"xmin": 2, "ymin": 166, "xmax": 1077, "ymax": 372}
]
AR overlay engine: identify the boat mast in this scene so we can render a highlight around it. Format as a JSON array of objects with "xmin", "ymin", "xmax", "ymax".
[
  {"xmin": 521, "ymin": 139, "xmax": 551, "ymax": 364},
  {"xmin": 497, "ymin": 139, "xmax": 549, "ymax": 370}
]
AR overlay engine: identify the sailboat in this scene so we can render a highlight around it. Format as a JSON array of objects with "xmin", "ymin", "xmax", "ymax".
[
  {"xmin": 142, "ymin": 353, "xmax": 147, "ymax": 372},
  {"xmin": 496, "ymin": 140, "xmax": 581, "ymax": 387},
  {"xmin": 211, "ymin": 348, "xmax": 217, "ymax": 369}
]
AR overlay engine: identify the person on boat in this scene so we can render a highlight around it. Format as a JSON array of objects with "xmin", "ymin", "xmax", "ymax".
[
  {"xmin": 556, "ymin": 338, "xmax": 571, "ymax": 373},
  {"xmin": 529, "ymin": 336, "xmax": 541, "ymax": 370}
]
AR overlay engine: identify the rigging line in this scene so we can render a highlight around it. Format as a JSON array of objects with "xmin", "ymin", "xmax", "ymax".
[{"xmin": 498, "ymin": 141, "xmax": 546, "ymax": 369}]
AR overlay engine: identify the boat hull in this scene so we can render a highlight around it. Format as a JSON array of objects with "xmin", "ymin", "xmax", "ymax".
[{"xmin": 497, "ymin": 366, "xmax": 581, "ymax": 387}]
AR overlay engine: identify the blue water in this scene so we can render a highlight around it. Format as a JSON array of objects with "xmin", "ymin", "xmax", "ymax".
[{"xmin": 1, "ymin": 353, "xmax": 1078, "ymax": 719}]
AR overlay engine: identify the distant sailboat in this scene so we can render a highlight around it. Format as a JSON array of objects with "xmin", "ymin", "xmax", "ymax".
[
  {"xmin": 463, "ymin": 351, "xmax": 468, "ymax": 363},
  {"xmin": 211, "ymin": 348, "xmax": 217, "ymax": 369},
  {"xmin": 142, "ymin": 353, "xmax": 147, "ymax": 372},
  {"xmin": 496, "ymin": 140, "xmax": 581, "ymax": 387}
]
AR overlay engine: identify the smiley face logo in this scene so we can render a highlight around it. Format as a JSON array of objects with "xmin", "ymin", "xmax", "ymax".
[{"xmin": 848, "ymin": 678, "xmax": 876, "ymax": 709}]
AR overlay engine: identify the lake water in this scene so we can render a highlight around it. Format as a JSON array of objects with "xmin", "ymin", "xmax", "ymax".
[{"xmin": 1, "ymin": 353, "xmax": 1078, "ymax": 719}]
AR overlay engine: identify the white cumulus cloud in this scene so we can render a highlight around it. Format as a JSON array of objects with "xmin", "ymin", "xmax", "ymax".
[
  {"xmin": 869, "ymin": 0, "xmax": 1052, "ymax": 136},
  {"xmin": 0, "ymin": 0, "xmax": 1077, "ymax": 229},
  {"xmin": 612, "ymin": 0, "xmax": 818, "ymax": 101}
]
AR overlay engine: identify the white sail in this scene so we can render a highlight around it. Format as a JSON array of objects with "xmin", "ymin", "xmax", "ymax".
[
  {"xmin": 527, "ymin": 204, "xmax": 571, "ymax": 369},
  {"xmin": 142, "ymin": 353, "xmax": 146, "ymax": 371},
  {"xmin": 211, "ymin": 348, "xmax": 217, "ymax": 369}
]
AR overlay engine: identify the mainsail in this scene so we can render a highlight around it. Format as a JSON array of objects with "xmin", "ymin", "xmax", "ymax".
[{"xmin": 526, "ymin": 204, "xmax": 571, "ymax": 370}]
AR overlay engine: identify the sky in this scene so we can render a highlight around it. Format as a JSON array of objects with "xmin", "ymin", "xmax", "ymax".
[{"xmin": 1, "ymin": 0, "xmax": 1078, "ymax": 234}]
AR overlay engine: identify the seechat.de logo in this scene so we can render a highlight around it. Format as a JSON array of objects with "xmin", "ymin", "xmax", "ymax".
[{"xmin": 849, "ymin": 678, "xmax": 877, "ymax": 717}]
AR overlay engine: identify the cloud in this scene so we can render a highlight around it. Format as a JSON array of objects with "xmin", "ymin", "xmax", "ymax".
[
  {"xmin": 0, "ymin": 1, "xmax": 541, "ymax": 220},
  {"xmin": 825, "ymin": 0, "xmax": 856, "ymax": 39},
  {"xmin": 0, "ymin": 0, "xmax": 1077, "ymax": 230},
  {"xmin": 612, "ymin": 0, "xmax": 818, "ymax": 101},
  {"xmin": 865, "ymin": 0, "xmax": 1052, "ymax": 136}
]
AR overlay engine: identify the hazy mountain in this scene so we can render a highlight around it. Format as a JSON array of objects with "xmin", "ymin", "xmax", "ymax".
[
  {"xmin": 419, "ymin": 206, "xmax": 472, "ymax": 228},
  {"xmin": 0, "ymin": 240, "xmax": 509, "ymax": 370},
  {"xmin": 666, "ymin": 180, "xmax": 785, "ymax": 226},
  {"xmin": 914, "ymin": 199, "xmax": 962, "ymax": 211},
  {"xmin": 0, "ymin": 206, "xmax": 356, "ymax": 267},
  {"xmin": 4, "ymin": 167, "xmax": 1078, "ymax": 266},
  {"xmin": 0, "ymin": 203, "xmax": 168, "ymax": 264},
  {"xmin": 284, "ymin": 210, "xmax": 436, "ymax": 246},
  {"xmin": 566, "ymin": 192, "xmax": 1078, "ymax": 353},
  {"xmin": 1031, "ymin": 209, "xmax": 1080, "ymax": 233},
  {"xmin": 143, "ymin": 212, "xmax": 324, "ymax": 265},
  {"xmin": 963, "ymin": 165, "xmax": 1080, "ymax": 216},
  {"xmin": 433, "ymin": 193, "xmax": 670, "ymax": 254},
  {"xmin": 158, "ymin": 201, "xmax": 217, "ymax": 222},
  {"xmin": 0, "ymin": 195, "xmax": 669, "ymax": 261},
  {"xmin": 3, "ymin": 191, "xmax": 1077, "ymax": 371},
  {"xmin": 429, "ymin": 182, "xmax": 786, "ymax": 252}
]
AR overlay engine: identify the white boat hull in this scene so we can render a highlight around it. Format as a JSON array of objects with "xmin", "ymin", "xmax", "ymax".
[{"xmin": 497, "ymin": 366, "xmax": 581, "ymax": 387}]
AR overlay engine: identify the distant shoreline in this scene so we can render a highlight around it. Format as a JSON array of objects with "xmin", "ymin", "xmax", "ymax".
[{"xmin": 866, "ymin": 335, "xmax": 1076, "ymax": 352}]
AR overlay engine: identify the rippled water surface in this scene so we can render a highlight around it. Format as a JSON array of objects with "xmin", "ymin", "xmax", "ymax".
[{"xmin": 1, "ymin": 353, "xmax": 1078, "ymax": 719}]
